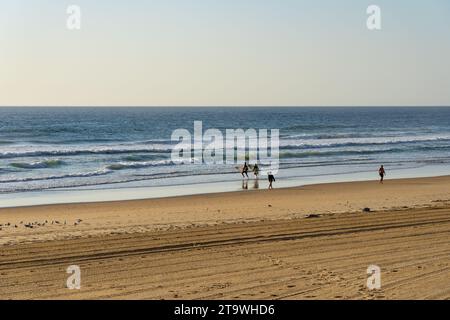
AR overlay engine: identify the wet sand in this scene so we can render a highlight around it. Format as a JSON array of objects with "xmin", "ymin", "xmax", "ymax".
[{"xmin": 0, "ymin": 176, "xmax": 449, "ymax": 299}]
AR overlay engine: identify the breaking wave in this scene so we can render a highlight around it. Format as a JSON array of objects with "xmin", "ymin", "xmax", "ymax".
[{"xmin": 9, "ymin": 159, "xmax": 66, "ymax": 169}]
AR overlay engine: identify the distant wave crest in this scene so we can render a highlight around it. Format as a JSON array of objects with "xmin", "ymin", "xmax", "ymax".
[
  {"xmin": 107, "ymin": 159, "xmax": 185, "ymax": 170},
  {"xmin": 0, "ymin": 169, "xmax": 112, "ymax": 183},
  {"xmin": 280, "ymin": 135, "xmax": 450, "ymax": 149},
  {"xmin": 0, "ymin": 144, "xmax": 172, "ymax": 159},
  {"xmin": 9, "ymin": 159, "xmax": 65, "ymax": 169}
]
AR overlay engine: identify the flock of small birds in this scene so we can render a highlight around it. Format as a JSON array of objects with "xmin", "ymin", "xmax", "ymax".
[{"xmin": 0, "ymin": 219, "xmax": 83, "ymax": 231}]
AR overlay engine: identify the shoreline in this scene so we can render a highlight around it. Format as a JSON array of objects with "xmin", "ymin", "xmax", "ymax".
[
  {"xmin": 1, "ymin": 175, "xmax": 449, "ymax": 246},
  {"xmin": 1, "ymin": 163, "xmax": 449, "ymax": 208},
  {"xmin": 1, "ymin": 174, "xmax": 449, "ymax": 210}
]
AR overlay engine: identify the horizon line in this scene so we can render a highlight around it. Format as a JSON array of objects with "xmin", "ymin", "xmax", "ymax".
[{"xmin": 1, "ymin": 105, "xmax": 450, "ymax": 108}]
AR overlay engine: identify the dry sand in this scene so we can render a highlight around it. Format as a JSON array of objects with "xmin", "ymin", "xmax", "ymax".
[{"xmin": 0, "ymin": 176, "xmax": 449, "ymax": 299}]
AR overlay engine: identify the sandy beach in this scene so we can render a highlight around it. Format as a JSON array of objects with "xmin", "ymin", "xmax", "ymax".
[
  {"xmin": 3, "ymin": 0, "xmax": 450, "ymax": 304},
  {"xmin": 0, "ymin": 175, "xmax": 449, "ymax": 299}
]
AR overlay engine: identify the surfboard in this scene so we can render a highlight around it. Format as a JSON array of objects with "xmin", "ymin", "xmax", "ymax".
[{"xmin": 235, "ymin": 165, "xmax": 254, "ymax": 173}]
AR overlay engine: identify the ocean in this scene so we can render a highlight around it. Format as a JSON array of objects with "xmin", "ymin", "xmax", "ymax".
[{"xmin": 0, "ymin": 107, "xmax": 449, "ymax": 207}]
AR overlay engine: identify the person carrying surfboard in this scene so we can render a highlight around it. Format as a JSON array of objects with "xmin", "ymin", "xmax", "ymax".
[
  {"xmin": 242, "ymin": 162, "xmax": 249, "ymax": 178},
  {"xmin": 253, "ymin": 163, "xmax": 259, "ymax": 177}
]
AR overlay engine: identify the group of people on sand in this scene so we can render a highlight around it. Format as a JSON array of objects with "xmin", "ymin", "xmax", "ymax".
[
  {"xmin": 240, "ymin": 162, "xmax": 258, "ymax": 178},
  {"xmin": 238, "ymin": 162, "xmax": 387, "ymax": 189},
  {"xmin": 241, "ymin": 162, "xmax": 276, "ymax": 189}
]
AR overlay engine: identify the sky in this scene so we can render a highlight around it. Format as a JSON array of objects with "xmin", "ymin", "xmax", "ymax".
[{"xmin": 1, "ymin": 0, "xmax": 450, "ymax": 107}]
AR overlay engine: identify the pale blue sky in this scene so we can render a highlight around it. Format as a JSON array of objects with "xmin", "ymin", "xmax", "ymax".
[{"xmin": 1, "ymin": 0, "xmax": 449, "ymax": 106}]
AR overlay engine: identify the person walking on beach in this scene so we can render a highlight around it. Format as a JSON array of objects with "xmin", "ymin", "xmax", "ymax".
[
  {"xmin": 379, "ymin": 165, "xmax": 386, "ymax": 183},
  {"xmin": 268, "ymin": 172, "xmax": 276, "ymax": 189},
  {"xmin": 242, "ymin": 162, "xmax": 249, "ymax": 178},
  {"xmin": 253, "ymin": 163, "xmax": 259, "ymax": 178}
]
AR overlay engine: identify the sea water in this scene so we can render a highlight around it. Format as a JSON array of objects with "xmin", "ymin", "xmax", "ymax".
[{"xmin": 0, "ymin": 107, "xmax": 449, "ymax": 207}]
